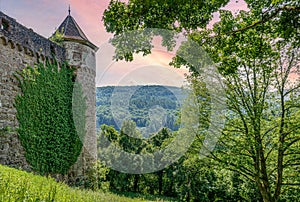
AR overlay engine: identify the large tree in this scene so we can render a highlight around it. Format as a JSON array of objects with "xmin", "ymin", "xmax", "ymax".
[
  {"xmin": 103, "ymin": 0, "xmax": 299, "ymax": 61},
  {"xmin": 191, "ymin": 13, "xmax": 300, "ymax": 201},
  {"xmin": 103, "ymin": 0, "xmax": 300, "ymax": 201}
]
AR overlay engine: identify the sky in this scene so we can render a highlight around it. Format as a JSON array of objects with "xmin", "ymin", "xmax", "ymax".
[{"xmin": 0, "ymin": 0, "xmax": 248, "ymax": 87}]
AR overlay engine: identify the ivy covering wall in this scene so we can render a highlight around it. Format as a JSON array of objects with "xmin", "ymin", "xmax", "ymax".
[{"xmin": 15, "ymin": 62, "xmax": 86, "ymax": 175}]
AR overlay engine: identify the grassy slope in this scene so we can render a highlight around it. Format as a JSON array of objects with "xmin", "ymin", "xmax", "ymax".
[{"xmin": 0, "ymin": 165, "xmax": 174, "ymax": 202}]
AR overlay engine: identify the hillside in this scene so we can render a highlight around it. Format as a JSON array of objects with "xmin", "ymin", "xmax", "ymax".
[
  {"xmin": 96, "ymin": 85, "xmax": 186, "ymax": 136},
  {"xmin": 0, "ymin": 164, "xmax": 175, "ymax": 202}
]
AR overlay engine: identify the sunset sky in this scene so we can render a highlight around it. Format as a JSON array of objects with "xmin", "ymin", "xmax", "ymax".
[{"xmin": 0, "ymin": 0, "xmax": 248, "ymax": 87}]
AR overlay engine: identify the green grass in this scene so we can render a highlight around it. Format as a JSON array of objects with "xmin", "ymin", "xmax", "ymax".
[{"xmin": 0, "ymin": 165, "xmax": 175, "ymax": 202}]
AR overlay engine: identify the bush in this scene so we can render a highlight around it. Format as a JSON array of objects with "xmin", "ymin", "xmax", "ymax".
[{"xmin": 83, "ymin": 160, "xmax": 110, "ymax": 191}]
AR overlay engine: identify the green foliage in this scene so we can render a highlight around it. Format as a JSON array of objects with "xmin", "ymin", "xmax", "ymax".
[
  {"xmin": 99, "ymin": 124, "xmax": 261, "ymax": 201},
  {"xmin": 111, "ymin": 191, "xmax": 178, "ymax": 202},
  {"xmin": 102, "ymin": 1, "xmax": 300, "ymax": 201},
  {"xmin": 49, "ymin": 28, "xmax": 64, "ymax": 45},
  {"xmin": 191, "ymin": 9, "xmax": 300, "ymax": 201},
  {"xmin": 99, "ymin": 124, "xmax": 170, "ymax": 193},
  {"xmin": 96, "ymin": 85, "xmax": 184, "ymax": 133},
  {"xmin": 104, "ymin": 0, "xmax": 299, "ymax": 61},
  {"xmin": 84, "ymin": 160, "xmax": 110, "ymax": 191},
  {"xmin": 99, "ymin": 121, "xmax": 146, "ymax": 191},
  {"xmin": 0, "ymin": 164, "xmax": 172, "ymax": 202},
  {"xmin": 15, "ymin": 62, "xmax": 86, "ymax": 175},
  {"xmin": 103, "ymin": 0, "xmax": 229, "ymax": 61}
]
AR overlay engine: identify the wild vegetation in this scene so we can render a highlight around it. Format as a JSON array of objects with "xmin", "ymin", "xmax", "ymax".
[
  {"xmin": 103, "ymin": 0, "xmax": 300, "ymax": 201},
  {"xmin": 0, "ymin": 164, "xmax": 175, "ymax": 202},
  {"xmin": 1, "ymin": 0, "xmax": 299, "ymax": 202},
  {"xmin": 98, "ymin": 122, "xmax": 263, "ymax": 201}
]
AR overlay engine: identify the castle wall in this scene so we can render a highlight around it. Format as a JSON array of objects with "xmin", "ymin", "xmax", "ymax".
[
  {"xmin": 0, "ymin": 12, "xmax": 65, "ymax": 62},
  {"xmin": 0, "ymin": 11, "xmax": 97, "ymax": 178},
  {"xmin": 0, "ymin": 11, "xmax": 65, "ymax": 169},
  {"xmin": 0, "ymin": 39, "xmax": 34, "ymax": 168},
  {"xmin": 63, "ymin": 41, "xmax": 97, "ymax": 176}
]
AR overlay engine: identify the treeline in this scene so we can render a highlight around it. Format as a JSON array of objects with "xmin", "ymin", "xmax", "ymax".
[
  {"xmin": 94, "ymin": 120, "xmax": 299, "ymax": 201},
  {"xmin": 95, "ymin": 121, "xmax": 261, "ymax": 201},
  {"xmin": 96, "ymin": 85, "xmax": 186, "ymax": 134}
]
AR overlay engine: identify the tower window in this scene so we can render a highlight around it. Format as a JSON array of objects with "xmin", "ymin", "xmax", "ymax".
[
  {"xmin": 0, "ymin": 19, "xmax": 10, "ymax": 31},
  {"xmin": 73, "ymin": 52, "xmax": 82, "ymax": 61}
]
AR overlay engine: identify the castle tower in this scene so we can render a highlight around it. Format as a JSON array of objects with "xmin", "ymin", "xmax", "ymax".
[{"xmin": 54, "ymin": 9, "xmax": 98, "ymax": 176}]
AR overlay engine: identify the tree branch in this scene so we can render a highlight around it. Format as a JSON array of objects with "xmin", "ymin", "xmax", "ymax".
[{"xmin": 226, "ymin": 6, "xmax": 300, "ymax": 36}]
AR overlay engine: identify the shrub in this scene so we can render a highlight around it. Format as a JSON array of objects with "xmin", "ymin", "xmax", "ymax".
[{"xmin": 84, "ymin": 160, "xmax": 110, "ymax": 191}]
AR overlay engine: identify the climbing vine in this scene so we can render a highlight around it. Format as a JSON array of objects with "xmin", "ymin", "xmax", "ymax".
[
  {"xmin": 49, "ymin": 28, "xmax": 64, "ymax": 45},
  {"xmin": 15, "ymin": 62, "xmax": 86, "ymax": 175}
]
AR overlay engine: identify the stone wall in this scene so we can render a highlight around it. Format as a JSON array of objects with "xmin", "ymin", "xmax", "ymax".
[
  {"xmin": 63, "ymin": 41, "xmax": 97, "ymax": 177},
  {"xmin": 0, "ymin": 11, "xmax": 97, "ymax": 176},
  {"xmin": 0, "ymin": 37, "xmax": 34, "ymax": 168},
  {"xmin": 0, "ymin": 12, "xmax": 66, "ymax": 169},
  {"xmin": 0, "ymin": 12, "xmax": 65, "ymax": 62}
]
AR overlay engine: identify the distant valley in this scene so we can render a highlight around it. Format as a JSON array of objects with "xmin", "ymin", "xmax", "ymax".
[{"xmin": 96, "ymin": 85, "xmax": 187, "ymax": 136}]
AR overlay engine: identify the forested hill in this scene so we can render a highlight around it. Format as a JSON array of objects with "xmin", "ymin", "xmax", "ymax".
[{"xmin": 96, "ymin": 85, "xmax": 186, "ymax": 135}]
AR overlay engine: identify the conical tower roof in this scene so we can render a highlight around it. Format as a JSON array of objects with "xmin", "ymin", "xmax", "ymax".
[{"xmin": 55, "ymin": 8, "xmax": 98, "ymax": 51}]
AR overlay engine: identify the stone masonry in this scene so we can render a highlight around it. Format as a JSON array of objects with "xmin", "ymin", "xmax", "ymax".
[{"xmin": 0, "ymin": 11, "xmax": 98, "ymax": 176}]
